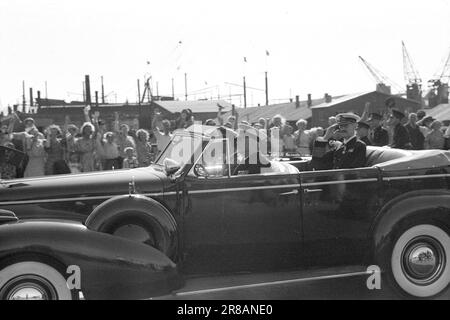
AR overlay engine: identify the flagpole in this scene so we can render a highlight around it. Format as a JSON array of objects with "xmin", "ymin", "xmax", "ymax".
[
  {"xmin": 265, "ymin": 50, "xmax": 270, "ymax": 106},
  {"xmin": 243, "ymin": 56, "xmax": 247, "ymax": 108}
]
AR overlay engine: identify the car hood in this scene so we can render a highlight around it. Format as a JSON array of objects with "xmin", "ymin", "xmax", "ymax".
[{"xmin": 0, "ymin": 166, "xmax": 168, "ymax": 203}]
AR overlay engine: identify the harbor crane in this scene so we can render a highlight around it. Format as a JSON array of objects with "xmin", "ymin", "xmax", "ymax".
[
  {"xmin": 358, "ymin": 56, "xmax": 403, "ymax": 95},
  {"xmin": 427, "ymin": 47, "xmax": 450, "ymax": 107},
  {"xmin": 402, "ymin": 41, "xmax": 422, "ymax": 102}
]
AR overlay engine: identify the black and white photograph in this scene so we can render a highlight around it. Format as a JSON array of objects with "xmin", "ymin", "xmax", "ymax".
[{"xmin": 0, "ymin": 0, "xmax": 450, "ymax": 304}]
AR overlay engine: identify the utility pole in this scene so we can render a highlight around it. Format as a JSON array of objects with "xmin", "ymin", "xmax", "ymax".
[
  {"xmin": 45, "ymin": 81, "xmax": 48, "ymax": 99},
  {"xmin": 95, "ymin": 91, "xmax": 99, "ymax": 107},
  {"xmin": 82, "ymin": 81, "xmax": 86, "ymax": 102},
  {"xmin": 137, "ymin": 79, "xmax": 141, "ymax": 105},
  {"xmin": 22, "ymin": 81, "xmax": 26, "ymax": 112},
  {"xmin": 156, "ymin": 81, "xmax": 159, "ymax": 98},
  {"xmin": 29, "ymin": 88, "xmax": 34, "ymax": 107},
  {"xmin": 265, "ymin": 71, "xmax": 269, "ymax": 106},
  {"xmin": 243, "ymin": 76, "xmax": 247, "ymax": 108},
  {"xmin": 147, "ymin": 78, "xmax": 151, "ymax": 103},
  {"xmin": 184, "ymin": 73, "xmax": 188, "ymax": 101},
  {"xmin": 171, "ymin": 78, "xmax": 175, "ymax": 99},
  {"xmin": 85, "ymin": 75, "xmax": 92, "ymax": 105},
  {"xmin": 101, "ymin": 76, "xmax": 105, "ymax": 104}
]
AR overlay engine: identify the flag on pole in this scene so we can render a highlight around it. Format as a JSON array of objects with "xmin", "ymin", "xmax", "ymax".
[{"xmin": 266, "ymin": 50, "xmax": 270, "ymax": 56}]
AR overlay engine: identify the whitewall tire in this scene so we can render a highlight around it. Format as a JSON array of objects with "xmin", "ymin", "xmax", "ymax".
[
  {"xmin": 390, "ymin": 224, "xmax": 450, "ymax": 298},
  {"xmin": 0, "ymin": 262, "xmax": 72, "ymax": 300}
]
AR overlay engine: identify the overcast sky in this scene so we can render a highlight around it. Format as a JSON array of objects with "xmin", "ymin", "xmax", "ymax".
[{"xmin": 0, "ymin": 0, "xmax": 449, "ymax": 110}]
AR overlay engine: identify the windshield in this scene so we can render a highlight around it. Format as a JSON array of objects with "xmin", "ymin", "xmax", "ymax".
[{"xmin": 155, "ymin": 133, "xmax": 204, "ymax": 169}]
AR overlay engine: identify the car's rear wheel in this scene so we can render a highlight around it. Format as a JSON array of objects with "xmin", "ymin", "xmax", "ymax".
[
  {"xmin": 0, "ymin": 262, "xmax": 72, "ymax": 300},
  {"xmin": 387, "ymin": 224, "xmax": 450, "ymax": 298}
]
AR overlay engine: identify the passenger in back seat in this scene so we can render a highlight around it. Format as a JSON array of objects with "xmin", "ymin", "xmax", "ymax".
[{"xmin": 313, "ymin": 113, "xmax": 367, "ymax": 170}]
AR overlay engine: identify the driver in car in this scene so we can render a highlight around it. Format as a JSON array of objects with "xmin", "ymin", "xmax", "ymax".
[{"xmin": 319, "ymin": 113, "xmax": 367, "ymax": 170}]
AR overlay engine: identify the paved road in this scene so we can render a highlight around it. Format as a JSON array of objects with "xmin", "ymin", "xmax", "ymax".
[{"xmin": 158, "ymin": 266, "xmax": 450, "ymax": 300}]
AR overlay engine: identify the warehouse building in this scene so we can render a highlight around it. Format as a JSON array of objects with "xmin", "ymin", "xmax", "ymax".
[{"xmin": 311, "ymin": 91, "xmax": 421, "ymax": 128}]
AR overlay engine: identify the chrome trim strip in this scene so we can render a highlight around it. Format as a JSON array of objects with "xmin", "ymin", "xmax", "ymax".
[
  {"xmin": 383, "ymin": 174, "xmax": 450, "ymax": 182},
  {"xmin": 301, "ymin": 178, "xmax": 378, "ymax": 187},
  {"xmin": 0, "ymin": 193, "xmax": 166, "ymax": 206},
  {"xmin": 188, "ymin": 184, "xmax": 301, "ymax": 194},
  {"xmin": 175, "ymin": 270, "xmax": 371, "ymax": 296}
]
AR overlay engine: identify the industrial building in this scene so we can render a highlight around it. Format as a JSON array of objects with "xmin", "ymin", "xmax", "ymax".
[{"xmin": 311, "ymin": 91, "xmax": 421, "ymax": 128}]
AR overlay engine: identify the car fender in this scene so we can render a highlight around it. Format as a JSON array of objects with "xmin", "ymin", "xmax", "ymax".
[
  {"xmin": 371, "ymin": 189, "xmax": 450, "ymax": 259},
  {"xmin": 0, "ymin": 220, "xmax": 183, "ymax": 300},
  {"xmin": 85, "ymin": 194, "xmax": 178, "ymax": 259}
]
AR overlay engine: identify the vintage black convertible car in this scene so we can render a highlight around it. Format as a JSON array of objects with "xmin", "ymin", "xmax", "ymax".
[{"xmin": 0, "ymin": 125, "xmax": 449, "ymax": 299}]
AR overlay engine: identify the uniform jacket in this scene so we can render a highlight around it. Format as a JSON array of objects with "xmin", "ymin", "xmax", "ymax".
[
  {"xmin": 391, "ymin": 123, "xmax": 411, "ymax": 149},
  {"xmin": 322, "ymin": 136, "xmax": 367, "ymax": 170},
  {"xmin": 371, "ymin": 126, "xmax": 389, "ymax": 147}
]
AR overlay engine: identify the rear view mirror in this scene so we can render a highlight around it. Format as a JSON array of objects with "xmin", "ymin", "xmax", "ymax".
[{"xmin": 164, "ymin": 158, "xmax": 181, "ymax": 176}]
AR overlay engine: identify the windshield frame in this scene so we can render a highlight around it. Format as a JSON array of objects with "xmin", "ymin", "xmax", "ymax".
[{"xmin": 154, "ymin": 130, "xmax": 207, "ymax": 176}]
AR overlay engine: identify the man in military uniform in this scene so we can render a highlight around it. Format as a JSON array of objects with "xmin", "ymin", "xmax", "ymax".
[
  {"xmin": 356, "ymin": 121, "xmax": 371, "ymax": 146},
  {"xmin": 367, "ymin": 113, "xmax": 389, "ymax": 146},
  {"xmin": 388, "ymin": 109, "xmax": 411, "ymax": 149},
  {"xmin": 319, "ymin": 113, "xmax": 367, "ymax": 170}
]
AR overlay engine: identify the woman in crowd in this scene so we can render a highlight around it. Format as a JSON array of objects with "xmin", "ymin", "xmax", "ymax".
[
  {"xmin": 44, "ymin": 125, "xmax": 65, "ymax": 175},
  {"xmin": 282, "ymin": 125, "xmax": 296, "ymax": 154},
  {"xmin": 425, "ymin": 120, "xmax": 445, "ymax": 150},
  {"xmin": 175, "ymin": 109, "xmax": 194, "ymax": 129},
  {"xmin": 75, "ymin": 122, "xmax": 98, "ymax": 172},
  {"xmin": 404, "ymin": 113, "xmax": 425, "ymax": 150},
  {"xmin": 294, "ymin": 119, "xmax": 311, "ymax": 156},
  {"xmin": 135, "ymin": 129, "xmax": 153, "ymax": 167},
  {"xmin": 113, "ymin": 112, "xmax": 136, "ymax": 169},
  {"xmin": 24, "ymin": 127, "xmax": 46, "ymax": 177}
]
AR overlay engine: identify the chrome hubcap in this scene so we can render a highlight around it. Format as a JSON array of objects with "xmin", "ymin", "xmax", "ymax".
[
  {"xmin": 402, "ymin": 236, "xmax": 446, "ymax": 285},
  {"xmin": 8, "ymin": 284, "xmax": 47, "ymax": 300},
  {"xmin": 2, "ymin": 275, "xmax": 57, "ymax": 300}
]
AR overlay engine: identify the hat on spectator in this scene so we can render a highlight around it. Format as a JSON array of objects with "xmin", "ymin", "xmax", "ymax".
[
  {"xmin": 357, "ymin": 121, "xmax": 370, "ymax": 130},
  {"xmin": 24, "ymin": 118, "xmax": 35, "ymax": 125},
  {"xmin": 418, "ymin": 115, "xmax": 435, "ymax": 126},
  {"xmin": 336, "ymin": 113, "xmax": 360, "ymax": 125},
  {"xmin": 367, "ymin": 113, "xmax": 383, "ymax": 121},
  {"xmin": 416, "ymin": 110, "xmax": 426, "ymax": 120},
  {"xmin": 391, "ymin": 108, "xmax": 405, "ymax": 120},
  {"xmin": 385, "ymin": 97, "xmax": 396, "ymax": 108}
]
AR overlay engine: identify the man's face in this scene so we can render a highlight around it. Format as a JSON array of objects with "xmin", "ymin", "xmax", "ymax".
[
  {"xmin": 337, "ymin": 122, "xmax": 356, "ymax": 138},
  {"xmin": 24, "ymin": 121, "xmax": 34, "ymax": 129},
  {"xmin": 297, "ymin": 122, "xmax": 306, "ymax": 131},
  {"xmin": 409, "ymin": 114, "xmax": 417, "ymax": 124},
  {"xmin": 386, "ymin": 114, "xmax": 399, "ymax": 127},
  {"xmin": 357, "ymin": 127, "xmax": 369, "ymax": 137},
  {"xmin": 368, "ymin": 119, "xmax": 380, "ymax": 129},
  {"xmin": 106, "ymin": 135, "xmax": 114, "ymax": 143}
]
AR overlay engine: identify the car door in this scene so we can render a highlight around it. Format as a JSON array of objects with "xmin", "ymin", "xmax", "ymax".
[
  {"xmin": 182, "ymin": 138, "xmax": 303, "ymax": 274},
  {"xmin": 299, "ymin": 167, "xmax": 382, "ymax": 267}
]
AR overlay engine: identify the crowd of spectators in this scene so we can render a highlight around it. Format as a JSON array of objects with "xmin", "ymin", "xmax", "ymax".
[{"xmin": 0, "ymin": 98, "xmax": 449, "ymax": 180}]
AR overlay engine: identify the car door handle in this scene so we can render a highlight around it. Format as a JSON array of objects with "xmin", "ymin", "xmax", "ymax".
[
  {"xmin": 279, "ymin": 189, "xmax": 299, "ymax": 196},
  {"xmin": 303, "ymin": 188, "xmax": 323, "ymax": 194}
]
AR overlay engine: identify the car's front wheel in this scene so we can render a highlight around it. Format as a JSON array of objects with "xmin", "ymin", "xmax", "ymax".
[
  {"xmin": 0, "ymin": 262, "xmax": 72, "ymax": 300},
  {"xmin": 386, "ymin": 224, "xmax": 450, "ymax": 298}
]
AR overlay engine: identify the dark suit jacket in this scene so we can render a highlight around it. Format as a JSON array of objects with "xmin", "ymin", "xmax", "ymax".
[
  {"xmin": 405, "ymin": 124, "xmax": 424, "ymax": 150},
  {"xmin": 372, "ymin": 126, "xmax": 389, "ymax": 147},
  {"xmin": 321, "ymin": 136, "xmax": 367, "ymax": 170},
  {"xmin": 391, "ymin": 123, "xmax": 411, "ymax": 149}
]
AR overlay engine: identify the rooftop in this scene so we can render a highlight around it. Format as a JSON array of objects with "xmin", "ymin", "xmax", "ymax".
[{"xmin": 155, "ymin": 99, "xmax": 232, "ymax": 114}]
